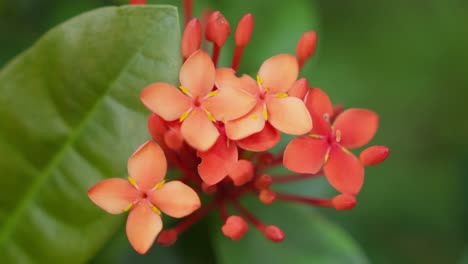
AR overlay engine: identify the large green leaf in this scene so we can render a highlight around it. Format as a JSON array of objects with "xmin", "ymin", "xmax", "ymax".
[
  {"xmin": 0, "ymin": 5, "xmax": 181, "ymax": 263},
  {"xmin": 213, "ymin": 201, "xmax": 368, "ymax": 264}
]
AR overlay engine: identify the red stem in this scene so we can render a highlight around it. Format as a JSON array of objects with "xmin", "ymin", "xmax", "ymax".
[
  {"xmin": 231, "ymin": 46, "xmax": 244, "ymax": 71},
  {"xmin": 183, "ymin": 0, "xmax": 193, "ymax": 25},
  {"xmin": 275, "ymin": 192, "xmax": 333, "ymax": 207},
  {"xmin": 232, "ymin": 199, "xmax": 266, "ymax": 230},
  {"xmin": 272, "ymin": 172, "xmax": 323, "ymax": 184},
  {"xmin": 212, "ymin": 44, "xmax": 221, "ymax": 66},
  {"xmin": 173, "ymin": 201, "xmax": 216, "ymax": 234}
]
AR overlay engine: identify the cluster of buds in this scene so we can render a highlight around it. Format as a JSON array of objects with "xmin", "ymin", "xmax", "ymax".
[{"xmin": 87, "ymin": 0, "xmax": 390, "ymax": 254}]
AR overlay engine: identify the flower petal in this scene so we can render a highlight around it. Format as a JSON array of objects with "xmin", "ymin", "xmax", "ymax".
[
  {"xmin": 267, "ymin": 97, "xmax": 312, "ymax": 135},
  {"xmin": 128, "ymin": 140, "xmax": 167, "ymax": 191},
  {"xmin": 333, "ymin": 108, "xmax": 379, "ymax": 149},
  {"xmin": 225, "ymin": 103, "xmax": 266, "ymax": 140},
  {"xmin": 323, "ymin": 144, "xmax": 364, "ymax": 194},
  {"xmin": 239, "ymin": 74, "xmax": 261, "ymax": 95},
  {"xmin": 236, "ymin": 123, "xmax": 280, "ymax": 152},
  {"xmin": 179, "ymin": 50, "xmax": 215, "ymax": 97},
  {"xmin": 126, "ymin": 202, "xmax": 162, "ymax": 254},
  {"xmin": 198, "ymin": 135, "xmax": 238, "ymax": 185},
  {"xmin": 257, "ymin": 54, "xmax": 298, "ymax": 93},
  {"xmin": 304, "ymin": 88, "xmax": 333, "ymax": 135},
  {"xmin": 181, "ymin": 109, "xmax": 219, "ymax": 151},
  {"xmin": 283, "ymin": 136, "xmax": 328, "ymax": 174},
  {"xmin": 141, "ymin": 83, "xmax": 191, "ymax": 121},
  {"xmin": 148, "ymin": 114, "xmax": 167, "ymax": 142},
  {"xmin": 228, "ymin": 160, "xmax": 254, "ymax": 186},
  {"xmin": 288, "ymin": 78, "xmax": 309, "ymax": 99},
  {"xmin": 88, "ymin": 178, "xmax": 138, "ymax": 214},
  {"xmin": 150, "ymin": 181, "xmax": 201, "ymax": 218},
  {"xmin": 204, "ymin": 86, "xmax": 256, "ymax": 122}
]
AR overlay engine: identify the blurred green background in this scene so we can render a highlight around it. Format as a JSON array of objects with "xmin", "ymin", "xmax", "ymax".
[{"xmin": 1, "ymin": 0, "xmax": 467, "ymax": 263}]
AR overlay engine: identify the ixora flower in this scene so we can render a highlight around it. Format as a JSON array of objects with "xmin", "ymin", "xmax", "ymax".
[
  {"xmin": 88, "ymin": 140, "xmax": 200, "ymax": 254},
  {"xmin": 283, "ymin": 88, "xmax": 379, "ymax": 195}
]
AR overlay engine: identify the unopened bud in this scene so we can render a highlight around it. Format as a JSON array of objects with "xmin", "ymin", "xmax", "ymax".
[
  {"xmin": 148, "ymin": 114, "xmax": 167, "ymax": 141},
  {"xmin": 255, "ymin": 174, "xmax": 273, "ymax": 190},
  {"xmin": 205, "ymin": 11, "xmax": 231, "ymax": 47},
  {"xmin": 221, "ymin": 215, "xmax": 249, "ymax": 240},
  {"xmin": 201, "ymin": 182, "xmax": 217, "ymax": 194},
  {"xmin": 288, "ymin": 78, "xmax": 309, "ymax": 99},
  {"xmin": 157, "ymin": 229, "xmax": 178, "ymax": 246},
  {"xmin": 259, "ymin": 189, "xmax": 276, "ymax": 205},
  {"xmin": 235, "ymin": 14, "xmax": 254, "ymax": 47},
  {"xmin": 130, "ymin": 0, "xmax": 146, "ymax": 4},
  {"xmin": 332, "ymin": 194, "xmax": 357, "ymax": 210},
  {"xmin": 296, "ymin": 31, "xmax": 317, "ymax": 64},
  {"xmin": 264, "ymin": 225, "xmax": 285, "ymax": 242},
  {"xmin": 181, "ymin": 19, "xmax": 202, "ymax": 60},
  {"xmin": 229, "ymin": 160, "xmax": 254, "ymax": 186},
  {"xmin": 164, "ymin": 129, "xmax": 183, "ymax": 150},
  {"xmin": 360, "ymin": 146, "xmax": 390, "ymax": 166}
]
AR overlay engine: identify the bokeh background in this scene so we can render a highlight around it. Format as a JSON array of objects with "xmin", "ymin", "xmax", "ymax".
[{"xmin": 1, "ymin": 0, "xmax": 467, "ymax": 263}]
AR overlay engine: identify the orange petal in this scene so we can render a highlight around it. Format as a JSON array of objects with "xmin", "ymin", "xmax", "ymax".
[
  {"xmin": 198, "ymin": 135, "xmax": 238, "ymax": 185},
  {"xmin": 225, "ymin": 103, "xmax": 265, "ymax": 140},
  {"xmin": 228, "ymin": 160, "xmax": 254, "ymax": 186},
  {"xmin": 323, "ymin": 144, "xmax": 364, "ymax": 194},
  {"xmin": 257, "ymin": 54, "xmax": 298, "ymax": 93},
  {"xmin": 236, "ymin": 123, "xmax": 280, "ymax": 152},
  {"xmin": 88, "ymin": 178, "xmax": 138, "ymax": 214},
  {"xmin": 288, "ymin": 78, "xmax": 309, "ymax": 99},
  {"xmin": 304, "ymin": 88, "xmax": 333, "ymax": 135},
  {"xmin": 141, "ymin": 83, "xmax": 191, "ymax": 121},
  {"xmin": 179, "ymin": 50, "xmax": 215, "ymax": 97},
  {"xmin": 150, "ymin": 181, "xmax": 201, "ymax": 218},
  {"xmin": 267, "ymin": 97, "xmax": 312, "ymax": 135},
  {"xmin": 204, "ymin": 86, "xmax": 256, "ymax": 121},
  {"xmin": 359, "ymin": 145, "xmax": 390, "ymax": 166},
  {"xmin": 333, "ymin": 108, "xmax": 379, "ymax": 149},
  {"xmin": 215, "ymin": 68, "xmax": 258, "ymax": 96},
  {"xmin": 240, "ymin": 74, "xmax": 261, "ymax": 95},
  {"xmin": 181, "ymin": 109, "xmax": 219, "ymax": 151},
  {"xmin": 283, "ymin": 137, "xmax": 328, "ymax": 174},
  {"xmin": 126, "ymin": 202, "xmax": 162, "ymax": 254},
  {"xmin": 128, "ymin": 140, "xmax": 167, "ymax": 191}
]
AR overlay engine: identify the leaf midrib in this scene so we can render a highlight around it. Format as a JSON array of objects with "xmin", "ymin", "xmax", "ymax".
[{"xmin": 0, "ymin": 7, "xmax": 169, "ymax": 246}]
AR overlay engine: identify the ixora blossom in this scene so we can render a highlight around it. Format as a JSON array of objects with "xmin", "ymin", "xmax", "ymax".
[
  {"xmin": 87, "ymin": 0, "xmax": 390, "ymax": 254},
  {"xmin": 88, "ymin": 140, "xmax": 200, "ymax": 254}
]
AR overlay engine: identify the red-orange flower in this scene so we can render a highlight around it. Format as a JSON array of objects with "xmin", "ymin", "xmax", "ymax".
[
  {"xmin": 141, "ymin": 50, "xmax": 255, "ymax": 151},
  {"xmin": 217, "ymin": 54, "xmax": 312, "ymax": 141},
  {"xmin": 283, "ymin": 88, "xmax": 379, "ymax": 194},
  {"xmin": 88, "ymin": 141, "xmax": 200, "ymax": 254}
]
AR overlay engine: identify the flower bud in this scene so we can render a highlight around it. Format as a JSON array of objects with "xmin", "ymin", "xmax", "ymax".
[
  {"xmin": 296, "ymin": 30, "xmax": 317, "ymax": 63},
  {"xmin": 288, "ymin": 78, "xmax": 309, "ymax": 99},
  {"xmin": 201, "ymin": 182, "xmax": 217, "ymax": 194},
  {"xmin": 205, "ymin": 11, "xmax": 231, "ymax": 47},
  {"xmin": 222, "ymin": 215, "xmax": 249, "ymax": 240},
  {"xmin": 254, "ymin": 174, "xmax": 273, "ymax": 190},
  {"xmin": 259, "ymin": 189, "xmax": 276, "ymax": 205},
  {"xmin": 332, "ymin": 194, "xmax": 357, "ymax": 210},
  {"xmin": 148, "ymin": 113, "xmax": 167, "ymax": 142},
  {"xmin": 164, "ymin": 129, "xmax": 183, "ymax": 150},
  {"xmin": 235, "ymin": 14, "xmax": 254, "ymax": 47},
  {"xmin": 264, "ymin": 225, "xmax": 285, "ymax": 242},
  {"xmin": 130, "ymin": 0, "xmax": 146, "ymax": 4},
  {"xmin": 229, "ymin": 160, "xmax": 254, "ymax": 186},
  {"xmin": 181, "ymin": 18, "xmax": 202, "ymax": 60},
  {"xmin": 157, "ymin": 229, "xmax": 178, "ymax": 246},
  {"xmin": 360, "ymin": 146, "xmax": 390, "ymax": 166}
]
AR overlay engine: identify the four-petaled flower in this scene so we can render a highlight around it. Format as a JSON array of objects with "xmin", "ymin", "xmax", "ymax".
[
  {"xmin": 88, "ymin": 140, "xmax": 201, "ymax": 254},
  {"xmin": 283, "ymin": 88, "xmax": 379, "ymax": 194}
]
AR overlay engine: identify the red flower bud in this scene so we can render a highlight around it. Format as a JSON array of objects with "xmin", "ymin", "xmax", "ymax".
[
  {"xmin": 201, "ymin": 182, "xmax": 217, "ymax": 194},
  {"xmin": 259, "ymin": 189, "xmax": 276, "ymax": 205},
  {"xmin": 255, "ymin": 174, "xmax": 273, "ymax": 190},
  {"xmin": 157, "ymin": 229, "xmax": 178, "ymax": 246},
  {"xmin": 229, "ymin": 160, "xmax": 254, "ymax": 186},
  {"xmin": 205, "ymin": 11, "xmax": 231, "ymax": 47},
  {"xmin": 181, "ymin": 18, "xmax": 202, "ymax": 60},
  {"xmin": 332, "ymin": 194, "xmax": 357, "ymax": 210},
  {"xmin": 296, "ymin": 31, "xmax": 317, "ymax": 66},
  {"xmin": 148, "ymin": 113, "xmax": 167, "ymax": 142},
  {"xmin": 222, "ymin": 215, "xmax": 249, "ymax": 240},
  {"xmin": 360, "ymin": 145, "xmax": 390, "ymax": 166},
  {"xmin": 235, "ymin": 14, "xmax": 254, "ymax": 47},
  {"xmin": 264, "ymin": 225, "xmax": 285, "ymax": 242},
  {"xmin": 288, "ymin": 78, "xmax": 309, "ymax": 99},
  {"xmin": 164, "ymin": 129, "xmax": 183, "ymax": 150},
  {"xmin": 129, "ymin": 0, "xmax": 146, "ymax": 4}
]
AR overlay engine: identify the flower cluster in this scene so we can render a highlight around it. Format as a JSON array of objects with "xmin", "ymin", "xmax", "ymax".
[{"xmin": 88, "ymin": 0, "xmax": 390, "ymax": 254}]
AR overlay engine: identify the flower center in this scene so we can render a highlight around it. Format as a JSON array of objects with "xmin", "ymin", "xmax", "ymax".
[
  {"xmin": 139, "ymin": 191, "xmax": 148, "ymax": 199},
  {"xmin": 193, "ymin": 97, "xmax": 202, "ymax": 107}
]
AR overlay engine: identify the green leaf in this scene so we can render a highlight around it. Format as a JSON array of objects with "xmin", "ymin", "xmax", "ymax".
[
  {"xmin": 213, "ymin": 202, "xmax": 368, "ymax": 264},
  {"xmin": 0, "ymin": 5, "xmax": 181, "ymax": 263}
]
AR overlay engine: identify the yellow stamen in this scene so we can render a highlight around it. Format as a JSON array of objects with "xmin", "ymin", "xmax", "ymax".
[
  {"xmin": 205, "ymin": 110, "xmax": 217, "ymax": 122},
  {"xmin": 275, "ymin": 93, "xmax": 288, "ymax": 98},
  {"xmin": 207, "ymin": 90, "xmax": 219, "ymax": 97},
  {"xmin": 128, "ymin": 176, "xmax": 138, "ymax": 188},
  {"xmin": 154, "ymin": 180, "xmax": 166, "ymax": 190},
  {"xmin": 151, "ymin": 206, "xmax": 161, "ymax": 215},
  {"xmin": 124, "ymin": 203, "xmax": 134, "ymax": 212},
  {"xmin": 341, "ymin": 146, "xmax": 351, "ymax": 154},
  {"xmin": 309, "ymin": 134, "xmax": 323, "ymax": 139},
  {"xmin": 335, "ymin": 130, "xmax": 342, "ymax": 143},
  {"xmin": 262, "ymin": 107, "xmax": 268, "ymax": 120},
  {"xmin": 179, "ymin": 85, "xmax": 190, "ymax": 95},
  {"xmin": 256, "ymin": 75, "xmax": 263, "ymax": 85},
  {"xmin": 251, "ymin": 114, "xmax": 258, "ymax": 120},
  {"xmin": 264, "ymin": 87, "xmax": 270, "ymax": 92},
  {"xmin": 324, "ymin": 149, "xmax": 330, "ymax": 163},
  {"xmin": 179, "ymin": 110, "xmax": 191, "ymax": 122}
]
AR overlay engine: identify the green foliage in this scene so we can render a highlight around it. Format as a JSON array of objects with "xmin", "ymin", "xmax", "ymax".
[{"xmin": 0, "ymin": 5, "xmax": 181, "ymax": 263}]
